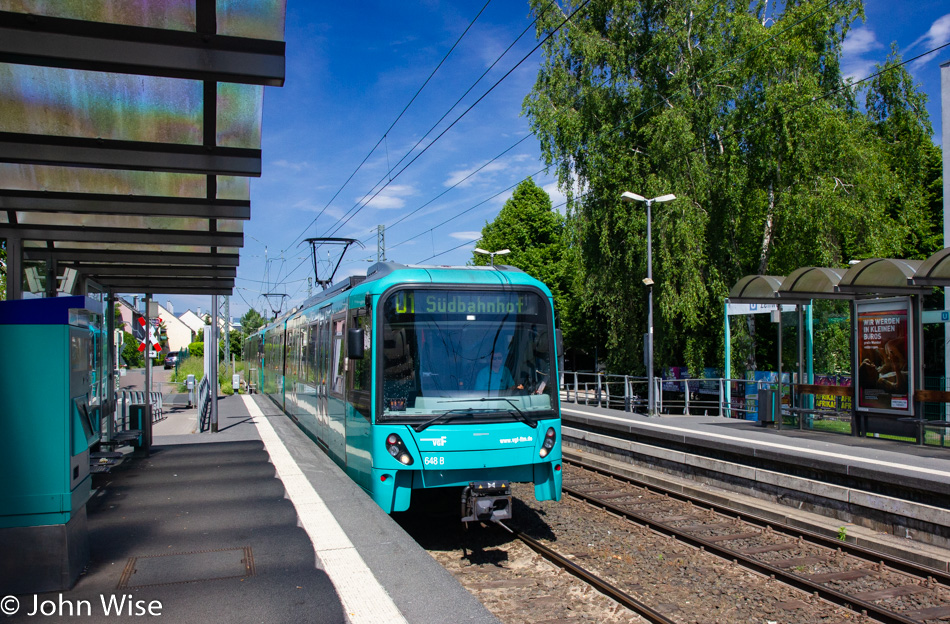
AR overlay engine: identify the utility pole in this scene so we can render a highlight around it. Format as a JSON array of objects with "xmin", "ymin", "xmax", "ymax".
[{"xmin": 377, "ymin": 224, "xmax": 386, "ymax": 262}]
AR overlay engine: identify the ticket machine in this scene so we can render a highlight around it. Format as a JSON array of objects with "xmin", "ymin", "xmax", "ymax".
[{"xmin": 0, "ymin": 296, "xmax": 105, "ymax": 593}]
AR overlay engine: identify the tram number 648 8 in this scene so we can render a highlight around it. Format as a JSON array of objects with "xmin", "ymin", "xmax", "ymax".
[{"xmin": 423, "ymin": 456, "xmax": 445, "ymax": 466}]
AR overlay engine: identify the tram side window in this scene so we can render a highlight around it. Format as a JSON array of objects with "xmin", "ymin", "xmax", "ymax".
[
  {"xmin": 383, "ymin": 327, "xmax": 415, "ymax": 409},
  {"xmin": 331, "ymin": 318, "xmax": 345, "ymax": 395},
  {"xmin": 349, "ymin": 310, "xmax": 371, "ymax": 391}
]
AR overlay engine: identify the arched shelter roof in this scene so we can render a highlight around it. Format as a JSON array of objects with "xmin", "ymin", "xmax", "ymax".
[
  {"xmin": 777, "ymin": 267, "xmax": 849, "ymax": 303},
  {"xmin": 912, "ymin": 247, "xmax": 950, "ymax": 287},
  {"xmin": 728, "ymin": 275, "xmax": 784, "ymax": 303},
  {"xmin": 837, "ymin": 258, "xmax": 923, "ymax": 295}
]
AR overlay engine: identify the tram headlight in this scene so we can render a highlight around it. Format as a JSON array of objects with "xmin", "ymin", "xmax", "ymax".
[
  {"xmin": 539, "ymin": 427, "xmax": 556, "ymax": 458},
  {"xmin": 384, "ymin": 433, "xmax": 414, "ymax": 465}
]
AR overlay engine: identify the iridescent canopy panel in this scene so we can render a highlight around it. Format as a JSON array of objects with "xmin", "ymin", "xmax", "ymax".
[{"xmin": 0, "ymin": 0, "xmax": 285, "ymax": 296}]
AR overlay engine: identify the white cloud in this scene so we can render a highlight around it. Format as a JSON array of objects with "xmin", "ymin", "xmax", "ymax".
[
  {"xmin": 362, "ymin": 184, "xmax": 415, "ymax": 210},
  {"xmin": 444, "ymin": 161, "xmax": 508, "ymax": 188},
  {"xmin": 841, "ymin": 26, "xmax": 884, "ymax": 81},
  {"xmin": 449, "ymin": 231, "xmax": 481, "ymax": 241},
  {"xmin": 909, "ymin": 14, "xmax": 950, "ymax": 68},
  {"xmin": 842, "ymin": 26, "xmax": 882, "ymax": 56}
]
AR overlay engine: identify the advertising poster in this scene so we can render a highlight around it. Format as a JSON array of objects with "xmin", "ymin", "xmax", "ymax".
[
  {"xmin": 856, "ymin": 299, "xmax": 911, "ymax": 414},
  {"xmin": 814, "ymin": 374, "xmax": 853, "ymax": 412}
]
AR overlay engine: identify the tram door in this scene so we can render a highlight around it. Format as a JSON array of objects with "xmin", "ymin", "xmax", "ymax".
[
  {"xmin": 326, "ymin": 312, "xmax": 348, "ymax": 466},
  {"xmin": 316, "ymin": 306, "xmax": 331, "ymax": 442}
]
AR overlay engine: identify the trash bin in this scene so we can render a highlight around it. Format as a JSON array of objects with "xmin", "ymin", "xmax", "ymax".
[{"xmin": 757, "ymin": 388, "xmax": 777, "ymax": 426}]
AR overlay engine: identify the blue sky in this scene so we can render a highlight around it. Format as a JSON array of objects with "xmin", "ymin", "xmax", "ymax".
[{"xmin": 165, "ymin": 1, "xmax": 950, "ymax": 321}]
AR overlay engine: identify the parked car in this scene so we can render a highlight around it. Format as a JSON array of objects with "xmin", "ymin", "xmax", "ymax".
[{"xmin": 163, "ymin": 353, "xmax": 178, "ymax": 369}]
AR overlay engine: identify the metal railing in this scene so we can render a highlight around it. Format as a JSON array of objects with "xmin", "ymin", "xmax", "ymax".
[
  {"xmin": 197, "ymin": 375, "xmax": 212, "ymax": 432},
  {"xmin": 113, "ymin": 390, "xmax": 165, "ymax": 431},
  {"xmin": 559, "ymin": 371, "xmax": 788, "ymax": 419}
]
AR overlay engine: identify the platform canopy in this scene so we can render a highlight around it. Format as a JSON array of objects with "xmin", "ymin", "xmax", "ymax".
[
  {"xmin": 912, "ymin": 247, "xmax": 950, "ymax": 287},
  {"xmin": 837, "ymin": 258, "xmax": 923, "ymax": 296},
  {"xmin": 0, "ymin": 1, "xmax": 286, "ymax": 297},
  {"xmin": 777, "ymin": 267, "xmax": 849, "ymax": 303},
  {"xmin": 727, "ymin": 274, "xmax": 785, "ymax": 303}
]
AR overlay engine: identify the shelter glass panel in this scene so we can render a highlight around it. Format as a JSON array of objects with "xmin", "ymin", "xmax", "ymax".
[
  {"xmin": 0, "ymin": 0, "xmax": 196, "ymax": 30},
  {"xmin": 1, "ymin": 63, "xmax": 203, "ymax": 144},
  {"xmin": 16, "ymin": 213, "xmax": 243, "ymax": 233},
  {"xmin": 0, "ymin": 164, "xmax": 208, "ymax": 197},
  {"xmin": 216, "ymin": 176, "xmax": 250, "ymax": 200},
  {"xmin": 217, "ymin": 83, "xmax": 263, "ymax": 148},
  {"xmin": 216, "ymin": 0, "xmax": 286, "ymax": 41},
  {"xmin": 40, "ymin": 242, "xmax": 218, "ymax": 254}
]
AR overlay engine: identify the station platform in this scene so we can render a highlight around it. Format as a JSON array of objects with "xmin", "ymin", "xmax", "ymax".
[
  {"xmin": 4, "ymin": 393, "xmax": 498, "ymax": 624},
  {"xmin": 560, "ymin": 402, "xmax": 950, "ymax": 569}
]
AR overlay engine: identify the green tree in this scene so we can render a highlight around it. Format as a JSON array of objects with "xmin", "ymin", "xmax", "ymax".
[
  {"xmin": 524, "ymin": 0, "xmax": 939, "ymax": 374},
  {"xmin": 188, "ymin": 341, "xmax": 204, "ymax": 358},
  {"xmin": 228, "ymin": 330, "xmax": 242, "ymax": 360},
  {"xmin": 240, "ymin": 308, "xmax": 266, "ymax": 336},
  {"xmin": 121, "ymin": 331, "xmax": 144, "ymax": 368},
  {"xmin": 472, "ymin": 178, "xmax": 592, "ymax": 358}
]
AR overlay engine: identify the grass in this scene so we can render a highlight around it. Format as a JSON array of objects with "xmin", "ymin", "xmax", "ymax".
[{"xmin": 170, "ymin": 356, "xmax": 245, "ymax": 396}]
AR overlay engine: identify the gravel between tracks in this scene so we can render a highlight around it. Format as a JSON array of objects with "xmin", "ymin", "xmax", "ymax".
[{"xmin": 401, "ymin": 475, "xmax": 870, "ymax": 623}]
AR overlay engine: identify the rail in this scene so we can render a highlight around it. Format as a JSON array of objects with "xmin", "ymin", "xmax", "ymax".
[{"xmin": 495, "ymin": 520, "xmax": 675, "ymax": 624}]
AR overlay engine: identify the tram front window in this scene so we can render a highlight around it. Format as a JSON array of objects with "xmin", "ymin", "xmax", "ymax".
[{"xmin": 381, "ymin": 289, "xmax": 556, "ymax": 421}]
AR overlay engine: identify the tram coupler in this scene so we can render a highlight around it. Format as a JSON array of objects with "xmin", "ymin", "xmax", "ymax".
[{"xmin": 461, "ymin": 480, "xmax": 512, "ymax": 523}]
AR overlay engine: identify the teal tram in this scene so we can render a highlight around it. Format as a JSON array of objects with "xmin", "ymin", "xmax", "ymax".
[{"xmin": 246, "ymin": 262, "xmax": 562, "ymax": 520}]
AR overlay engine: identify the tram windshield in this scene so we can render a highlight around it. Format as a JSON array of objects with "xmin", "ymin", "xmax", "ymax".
[{"xmin": 380, "ymin": 288, "xmax": 556, "ymax": 421}]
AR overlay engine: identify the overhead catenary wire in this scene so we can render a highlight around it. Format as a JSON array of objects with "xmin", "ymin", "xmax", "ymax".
[
  {"xmin": 408, "ymin": 36, "xmax": 950, "ymax": 266},
  {"xmin": 285, "ymin": 0, "xmax": 495, "ymax": 252},
  {"xmin": 264, "ymin": 1, "xmax": 939, "ymax": 307},
  {"xmin": 319, "ymin": 0, "xmax": 594, "ymax": 241},
  {"xmin": 357, "ymin": 0, "xmax": 832, "ymax": 252},
  {"xmin": 338, "ymin": 2, "xmax": 560, "ymax": 245},
  {"xmin": 288, "ymin": 0, "xmax": 842, "ymax": 275}
]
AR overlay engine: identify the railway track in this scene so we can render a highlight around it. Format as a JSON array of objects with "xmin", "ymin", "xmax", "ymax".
[
  {"xmin": 562, "ymin": 457, "xmax": 950, "ymax": 624},
  {"xmin": 495, "ymin": 519, "xmax": 676, "ymax": 624}
]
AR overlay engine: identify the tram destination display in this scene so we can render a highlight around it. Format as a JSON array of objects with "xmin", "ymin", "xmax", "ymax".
[
  {"xmin": 386, "ymin": 290, "xmax": 541, "ymax": 317},
  {"xmin": 856, "ymin": 297, "xmax": 911, "ymax": 414}
]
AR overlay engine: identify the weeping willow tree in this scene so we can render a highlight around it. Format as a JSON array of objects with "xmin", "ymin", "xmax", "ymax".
[{"xmin": 524, "ymin": 0, "xmax": 941, "ymax": 374}]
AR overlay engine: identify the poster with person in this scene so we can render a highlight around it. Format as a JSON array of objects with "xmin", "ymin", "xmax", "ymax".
[{"xmin": 856, "ymin": 298, "xmax": 911, "ymax": 413}]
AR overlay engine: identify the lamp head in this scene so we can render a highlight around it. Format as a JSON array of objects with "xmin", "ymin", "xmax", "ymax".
[
  {"xmin": 474, "ymin": 248, "xmax": 489, "ymax": 255},
  {"xmin": 654, "ymin": 194, "xmax": 676, "ymax": 203},
  {"xmin": 621, "ymin": 191, "xmax": 646, "ymax": 203},
  {"xmin": 495, "ymin": 249, "xmax": 510, "ymax": 256},
  {"xmin": 642, "ymin": 277, "xmax": 654, "ymax": 286}
]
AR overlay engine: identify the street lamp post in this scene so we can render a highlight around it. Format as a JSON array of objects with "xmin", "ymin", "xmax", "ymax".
[
  {"xmin": 474, "ymin": 247, "xmax": 510, "ymax": 267},
  {"xmin": 621, "ymin": 191, "xmax": 676, "ymax": 417}
]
